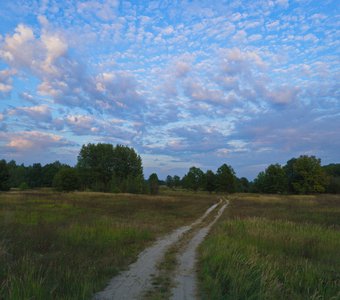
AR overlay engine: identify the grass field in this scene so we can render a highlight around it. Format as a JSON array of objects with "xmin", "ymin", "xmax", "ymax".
[
  {"xmin": 0, "ymin": 190, "xmax": 214, "ymax": 300},
  {"xmin": 198, "ymin": 194, "xmax": 340, "ymax": 300}
]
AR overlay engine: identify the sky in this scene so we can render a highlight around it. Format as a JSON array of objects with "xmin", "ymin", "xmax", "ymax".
[{"xmin": 0, "ymin": 0, "xmax": 339, "ymax": 180}]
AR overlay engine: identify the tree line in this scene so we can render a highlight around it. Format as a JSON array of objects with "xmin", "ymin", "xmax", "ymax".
[
  {"xmin": 0, "ymin": 144, "xmax": 146, "ymax": 193},
  {"xmin": 0, "ymin": 143, "xmax": 339, "ymax": 194},
  {"xmin": 166, "ymin": 155, "xmax": 340, "ymax": 194}
]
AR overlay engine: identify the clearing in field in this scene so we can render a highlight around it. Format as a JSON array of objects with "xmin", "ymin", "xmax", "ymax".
[
  {"xmin": 1, "ymin": 191, "xmax": 339, "ymax": 300},
  {"xmin": 0, "ymin": 190, "xmax": 214, "ymax": 299}
]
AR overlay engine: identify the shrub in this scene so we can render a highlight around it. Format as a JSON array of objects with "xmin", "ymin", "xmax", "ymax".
[
  {"xmin": 53, "ymin": 168, "xmax": 80, "ymax": 192},
  {"xmin": 19, "ymin": 182, "xmax": 30, "ymax": 190}
]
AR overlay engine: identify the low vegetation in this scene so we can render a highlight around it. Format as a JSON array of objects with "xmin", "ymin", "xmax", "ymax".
[
  {"xmin": 0, "ymin": 190, "xmax": 214, "ymax": 299},
  {"xmin": 198, "ymin": 194, "xmax": 340, "ymax": 299}
]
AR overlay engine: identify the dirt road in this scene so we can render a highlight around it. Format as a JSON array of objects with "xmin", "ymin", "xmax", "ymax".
[
  {"xmin": 94, "ymin": 199, "xmax": 227, "ymax": 300},
  {"xmin": 170, "ymin": 200, "xmax": 228, "ymax": 300}
]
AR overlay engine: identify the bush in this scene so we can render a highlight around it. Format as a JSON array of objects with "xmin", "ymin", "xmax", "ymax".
[
  {"xmin": 19, "ymin": 182, "xmax": 30, "ymax": 190},
  {"xmin": 53, "ymin": 168, "xmax": 80, "ymax": 192}
]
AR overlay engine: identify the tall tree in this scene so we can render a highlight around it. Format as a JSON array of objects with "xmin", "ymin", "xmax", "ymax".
[
  {"xmin": 27, "ymin": 163, "xmax": 43, "ymax": 188},
  {"xmin": 148, "ymin": 173, "xmax": 159, "ymax": 195},
  {"xmin": 216, "ymin": 164, "xmax": 236, "ymax": 193},
  {"xmin": 166, "ymin": 175, "xmax": 174, "ymax": 189},
  {"xmin": 323, "ymin": 163, "xmax": 340, "ymax": 194},
  {"xmin": 253, "ymin": 164, "xmax": 287, "ymax": 193},
  {"xmin": 0, "ymin": 160, "xmax": 10, "ymax": 191},
  {"xmin": 173, "ymin": 175, "xmax": 181, "ymax": 188},
  {"xmin": 182, "ymin": 166, "xmax": 205, "ymax": 191},
  {"xmin": 237, "ymin": 177, "xmax": 250, "ymax": 193},
  {"xmin": 111, "ymin": 145, "xmax": 144, "ymax": 193},
  {"xmin": 42, "ymin": 161, "xmax": 69, "ymax": 187},
  {"xmin": 285, "ymin": 155, "xmax": 327, "ymax": 194},
  {"xmin": 53, "ymin": 168, "xmax": 80, "ymax": 192},
  {"xmin": 205, "ymin": 170, "xmax": 216, "ymax": 193},
  {"xmin": 77, "ymin": 143, "xmax": 144, "ymax": 193},
  {"xmin": 77, "ymin": 143, "xmax": 115, "ymax": 191}
]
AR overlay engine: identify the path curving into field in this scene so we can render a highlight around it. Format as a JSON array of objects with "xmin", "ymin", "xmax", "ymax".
[
  {"xmin": 170, "ymin": 199, "xmax": 229, "ymax": 300},
  {"xmin": 93, "ymin": 201, "xmax": 220, "ymax": 300}
]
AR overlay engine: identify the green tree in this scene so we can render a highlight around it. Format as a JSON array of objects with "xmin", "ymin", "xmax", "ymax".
[
  {"xmin": 216, "ymin": 164, "xmax": 236, "ymax": 193},
  {"xmin": 27, "ymin": 163, "xmax": 43, "ymax": 188},
  {"xmin": 205, "ymin": 170, "xmax": 216, "ymax": 193},
  {"xmin": 253, "ymin": 171, "xmax": 266, "ymax": 193},
  {"xmin": 237, "ymin": 177, "xmax": 250, "ymax": 193},
  {"xmin": 77, "ymin": 143, "xmax": 144, "ymax": 193},
  {"xmin": 111, "ymin": 145, "xmax": 144, "ymax": 193},
  {"xmin": 253, "ymin": 164, "xmax": 287, "ymax": 193},
  {"xmin": 0, "ymin": 160, "xmax": 10, "ymax": 191},
  {"xmin": 148, "ymin": 173, "xmax": 159, "ymax": 195},
  {"xmin": 166, "ymin": 175, "xmax": 174, "ymax": 189},
  {"xmin": 7, "ymin": 161, "xmax": 28, "ymax": 188},
  {"xmin": 323, "ymin": 164, "xmax": 340, "ymax": 194},
  {"xmin": 285, "ymin": 155, "xmax": 327, "ymax": 194},
  {"xmin": 42, "ymin": 161, "xmax": 69, "ymax": 187},
  {"xmin": 173, "ymin": 175, "xmax": 181, "ymax": 188},
  {"xmin": 322, "ymin": 163, "xmax": 340, "ymax": 177},
  {"xmin": 77, "ymin": 143, "xmax": 115, "ymax": 191},
  {"xmin": 53, "ymin": 168, "xmax": 80, "ymax": 192},
  {"xmin": 182, "ymin": 166, "xmax": 205, "ymax": 191}
]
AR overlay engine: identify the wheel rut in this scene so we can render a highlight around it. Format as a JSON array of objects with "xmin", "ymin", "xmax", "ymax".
[
  {"xmin": 169, "ymin": 199, "xmax": 228, "ymax": 300},
  {"xmin": 93, "ymin": 198, "xmax": 228, "ymax": 300}
]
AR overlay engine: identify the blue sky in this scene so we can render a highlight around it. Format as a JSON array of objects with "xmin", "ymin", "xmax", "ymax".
[{"xmin": 0, "ymin": 0, "xmax": 339, "ymax": 179}]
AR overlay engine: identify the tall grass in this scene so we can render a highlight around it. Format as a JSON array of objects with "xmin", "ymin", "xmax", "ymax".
[
  {"xmin": 0, "ymin": 190, "xmax": 213, "ymax": 299},
  {"xmin": 199, "ymin": 194, "xmax": 340, "ymax": 300}
]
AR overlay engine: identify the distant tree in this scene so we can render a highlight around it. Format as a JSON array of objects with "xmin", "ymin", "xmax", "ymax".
[
  {"xmin": 205, "ymin": 170, "xmax": 216, "ymax": 193},
  {"xmin": 323, "ymin": 164, "xmax": 340, "ymax": 194},
  {"xmin": 326, "ymin": 177, "xmax": 340, "ymax": 194},
  {"xmin": 53, "ymin": 168, "xmax": 80, "ymax": 192},
  {"xmin": 111, "ymin": 145, "xmax": 144, "ymax": 193},
  {"xmin": 237, "ymin": 177, "xmax": 250, "ymax": 193},
  {"xmin": 173, "ymin": 175, "xmax": 181, "ymax": 188},
  {"xmin": 284, "ymin": 155, "xmax": 327, "ymax": 194},
  {"xmin": 77, "ymin": 143, "xmax": 115, "ymax": 191},
  {"xmin": 253, "ymin": 164, "xmax": 287, "ymax": 193},
  {"xmin": 182, "ymin": 166, "xmax": 205, "ymax": 191},
  {"xmin": 0, "ymin": 160, "xmax": 10, "ymax": 191},
  {"xmin": 216, "ymin": 164, "xmax": 236, "ymax": 193},
  {"xmin": 19, "ymin": 182, "xmax": 30, "ymax": 190},
  {"xmin": 253, "ymin": 171, "xmax": 266, "ymax": 193},
  {"xmin": 27, "ymin": 163, "xmax": 43, "ymax": 188},
  {"xmin": 323, "ymin": 163, "xmax": 340, "ymax": 177},
  {"xmin": 42, "ymin": 161, "xmax": 69, "ymax": 187},
  {"xmin": 77, "ymin": 143, "xmax": 144, "ymax": 193},
  {"xmin": 7, "ymin": 161, "xmax": 27, "ymax": 188},
  {"xmin": 166, "ymin": 175, "xmax": 174, "ymax": 189},
  {"xmin": 148, "ymin": 173, "xmax": 159, "ymax": 195}
]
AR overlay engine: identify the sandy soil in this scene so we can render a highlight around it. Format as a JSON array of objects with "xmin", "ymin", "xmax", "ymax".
[
  {"xmin": 93, "ymin": 201, "xmax": 221, "ymax": 300},
  {"xmin": 170, "ymin": 199, "xmax": 228, "ymax": 300}
]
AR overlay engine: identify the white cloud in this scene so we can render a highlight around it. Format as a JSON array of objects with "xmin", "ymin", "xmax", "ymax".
[
  {"xmin": 1, "ymin": 131, "xmax": 71, "ymax": 151},
  {"xmin": 8, "ymin": 104, "xmax": 52, "ymax": 122},
  {"xmin": 0, "ymin": 68, "xmax": 16, "ymax": 96},
  {"xmin": 266, "ymin": 20, "xmax": 280, "ymax": 31},
  {"xmin": 266, "ymin": 86, "xmax": 300, "ymax": 105},
  {"xmin": 275, "ymin": 0, "xmax": 289, "ymax": 9}
]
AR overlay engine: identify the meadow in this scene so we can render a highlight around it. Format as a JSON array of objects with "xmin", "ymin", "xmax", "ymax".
[
  {"xmin": 198, "ymin": 194, "xmax": 340, "ymax": 300},
  {"xmin": 0, "ymin": 190, "xmax": 214, "ymax": 299}
]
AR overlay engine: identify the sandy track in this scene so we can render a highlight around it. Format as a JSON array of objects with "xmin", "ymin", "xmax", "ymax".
[
  {"xmin": 93, "ymin": 202, "xmax": 220, "ymax": 300},
  {"xmin": 170, "ymin": 199, "xmax": 228, "ymax": 300}
]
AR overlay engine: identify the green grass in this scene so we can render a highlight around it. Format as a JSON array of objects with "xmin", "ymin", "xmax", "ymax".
[
  {"xmin": 199, "ymin": 194, "xmax": 340, "ymax": 300},
  {"xmin": 0, "ymin": 190, "xmax": 214, "ymax": 300}
]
